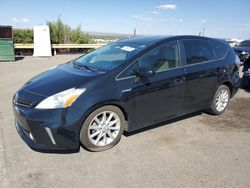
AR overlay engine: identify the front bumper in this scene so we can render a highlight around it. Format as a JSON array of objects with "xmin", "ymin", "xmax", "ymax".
[
  {"xmin": 15, "ymin": 122, "xmax": 77, "ymax": 153},
  {"xmin": 13, "ymin": 94, "xmax": 84, "ymax": 153}
]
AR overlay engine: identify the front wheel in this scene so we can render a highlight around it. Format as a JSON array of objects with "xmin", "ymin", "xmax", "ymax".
[
  {"xmin": 207, "ymin": 85, "xmax": 230, "ymax": 115},
  {"xmin": 80, "ymin": 105, "xmax": 125, "ymax": 152}
]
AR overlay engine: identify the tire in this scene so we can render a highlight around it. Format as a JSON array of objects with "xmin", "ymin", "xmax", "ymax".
[
  {"xmin": 207, "ymin": 85, "xmax": 230, "ymax": 115},
  {"xmin": 80, "ymin": 105, "xmax": 125, "ymax": 152}
]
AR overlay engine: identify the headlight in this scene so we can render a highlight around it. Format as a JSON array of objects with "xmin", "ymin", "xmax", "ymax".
[{"xmin": 35, "ymin": 88, "xmax": 86, "ymax": 109}]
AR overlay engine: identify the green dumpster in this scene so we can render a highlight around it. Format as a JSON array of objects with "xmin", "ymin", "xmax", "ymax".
[{"xmin": 0, "ymin": 26, "xmax": 15, "ymax": 61}]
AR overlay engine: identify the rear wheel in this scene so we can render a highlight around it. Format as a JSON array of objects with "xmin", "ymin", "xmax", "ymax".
[
  {"xmin": 207, "ymin": 85, "xmax": 230, "ymax": 115},
  {"xmin": 80, "ymin": 105, "xmax": 125, "ymax": 152}
]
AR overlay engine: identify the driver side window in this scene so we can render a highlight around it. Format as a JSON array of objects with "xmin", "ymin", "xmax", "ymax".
[{"xmin": 138, "ymin": 41, "xmax": 180, "ymax": 72}]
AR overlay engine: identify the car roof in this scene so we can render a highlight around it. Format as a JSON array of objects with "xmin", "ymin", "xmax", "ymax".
[
  {"xmin": 117, "ymin": 35, "xmax": 215, "ymax": 45},
  {"xmin": 240, "ymin": 40, "xmax": 250, "ymax": 43},
  {"xmin": 118, "ymin": 36, "xmax": 171, "ymax": 45}
]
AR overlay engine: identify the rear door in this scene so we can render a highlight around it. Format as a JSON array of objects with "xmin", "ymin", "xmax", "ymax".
[{"xmin": 181, "ymin": 39, "xmax": 219, "ymax": 112}]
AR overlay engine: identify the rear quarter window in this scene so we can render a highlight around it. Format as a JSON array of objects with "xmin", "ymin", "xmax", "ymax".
[
  {"xmin": 117, "ymin": 62, "xmax": 137, "ymax": 79},
  {"xmin": 211, "ymin": 40, "xmax": 229, "ymax": 59}
]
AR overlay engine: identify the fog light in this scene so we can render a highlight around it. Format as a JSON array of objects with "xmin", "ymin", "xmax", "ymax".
[{"xmin": 29, "ymin": 133, "xmax": 34, "ymax": 140}]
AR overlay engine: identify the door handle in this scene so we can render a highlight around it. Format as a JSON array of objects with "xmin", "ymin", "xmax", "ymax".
[
  {"xmin": 174, "ymin": 77, "xmax": 185, "ymax": 84},
  {"xmin": 216, "ymin": 68, "xmax": 226, "ymax": 74}
]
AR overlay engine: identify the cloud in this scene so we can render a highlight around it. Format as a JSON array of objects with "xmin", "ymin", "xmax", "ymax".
[
  {"xmin": 178, "ymin": 18, "xmax": 183, "ymax": 22},
  {"xmin": 157, "ymin": 4, "xmax": 176, "ymax": 10},
  {"xmin": 132, "ymin": 15, "xmax": 153, "ymax": 22},
  {"xmin": 21, "ymin": 18, "xmax": 29, "ymax": 22},
  {"xmin": 12, "ymin": 17, "xmax": 29, "ymax": 23},
  {"xmin": 243, "ymin": 23, "xmax": 250, "ymax": 27},
  {"xmin": 201, "ymin": 19, "xmax": 207, "ymax": 23},
  {"xmin": 152, "ymin": 10, "xmax": 159, "ymax": 14}
]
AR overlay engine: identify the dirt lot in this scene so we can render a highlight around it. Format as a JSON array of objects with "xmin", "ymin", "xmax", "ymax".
[{"xmin": 0, "ymin": 55, "xmax": 250, "ymax": 188}]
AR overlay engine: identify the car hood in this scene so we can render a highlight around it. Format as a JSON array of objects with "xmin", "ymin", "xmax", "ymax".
[
  {"xmin": 22, "ymin": 63, "xmax": 102, "ymax": 97},
  {"xmin": 233, "ymin": 46, "xmax": 250, "ymax": 52}
]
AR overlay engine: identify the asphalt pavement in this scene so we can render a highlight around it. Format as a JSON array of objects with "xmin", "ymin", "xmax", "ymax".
[{"xmin": 0, "ymin": 55, "xmax": 250, "ymax": 188}]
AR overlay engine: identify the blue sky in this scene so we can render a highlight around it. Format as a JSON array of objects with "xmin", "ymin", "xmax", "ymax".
[{"xmin": 1, "ymin": 0, "xmax": 250, "ymax": 39}]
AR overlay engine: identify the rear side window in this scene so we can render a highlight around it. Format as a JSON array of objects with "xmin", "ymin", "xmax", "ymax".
[
  {"xmin": 183, "ymin": 39, "xmax": 215, "ymax": 65},
  {"xmin": 211, "ymin": 40, "xmax": 229, "ymax": 59}
]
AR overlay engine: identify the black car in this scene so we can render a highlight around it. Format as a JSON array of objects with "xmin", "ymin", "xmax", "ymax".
[
  {"xmin": 233, "ymin": 40, "xmax": 250, "ymax": 89},
  {"xmin": 241, "ymin": 54, "xmax": 250, "ymax": 89},
  {"xmin": 234, "ymin": 40, "xmax": 250, "ymax": 62},
  {"xmin": 13, "ymin": 35, "xmax": 240, "ymax": 152}
]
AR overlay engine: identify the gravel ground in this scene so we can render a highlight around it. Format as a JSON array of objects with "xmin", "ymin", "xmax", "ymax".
[{"xmin": 0, "ymin": 55, "xmax": 249, "ymax": 188}]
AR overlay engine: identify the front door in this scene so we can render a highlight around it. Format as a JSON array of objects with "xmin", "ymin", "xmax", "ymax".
[{"xmin": 129, "ymin": 40, "xmax": 186, "ymax": 130}]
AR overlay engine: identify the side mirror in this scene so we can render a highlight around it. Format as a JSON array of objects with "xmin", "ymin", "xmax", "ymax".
[{"xmin": 134, "ymin": 67, "xmax": 155, "ymax": 77}]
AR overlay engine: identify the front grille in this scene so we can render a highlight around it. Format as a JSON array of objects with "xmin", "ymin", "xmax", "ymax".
[
  {"xmin": 14, "ymin": 93, "xmax": 32, "ymax": 108},
  {"xmin": 15, "ymin": 98, "xmax": 32, "ymax": 107}
]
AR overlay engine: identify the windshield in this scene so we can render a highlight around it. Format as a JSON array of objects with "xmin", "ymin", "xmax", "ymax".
[
  {"xmin": 239, "ymin": 40, "xmax": 250, "ymax": 47},
  {"xmin": 73, "ymin": 42, "xmax": 148, "ymax": 71}
]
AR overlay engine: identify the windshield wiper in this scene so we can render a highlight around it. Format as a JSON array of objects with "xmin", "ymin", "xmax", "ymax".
[
  {"xmin": 73, "ymin": 62, "xmax": 96, "ymax": 72},
  {"xmin": 82, "ymin": 65, "xmax": 96, "ymax": 72}
]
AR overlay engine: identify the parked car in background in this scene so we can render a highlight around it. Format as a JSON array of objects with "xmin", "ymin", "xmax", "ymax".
[
  {"xmin": 13, "ymin": 35, "xmax": 240, "ymax": 152},
  {"xmin": 241, "ymin": 53, "xmax": 250, "ymax": 89},
  {"xmin": 233, "ymin": 40, "xmax": 250, "ymax": 89},
  {"xmin": 234, "ymin": 40, "xmax": 250, "ymax": 62}
]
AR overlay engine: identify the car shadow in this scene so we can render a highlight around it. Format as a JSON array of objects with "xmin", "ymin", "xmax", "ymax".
[
  {"xmin": 124, "ymin": 111, "xmax": 202, "ymax": 137},
  {"xmin": 15, "ymin": 56, "xmax": 25, "ymax": 61}
]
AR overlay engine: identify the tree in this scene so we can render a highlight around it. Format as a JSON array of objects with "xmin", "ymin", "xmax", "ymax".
[
  {"xmin": 47, "ymin": 17, "xmax": 90, "ymax": 44},
  {"xmin": 47, "ymin": 17, "xmax": 68, "ymax": 44},
  {"xmin": 13, "ymin": 29, "xmax": 33, "ymax": 43},
  {"xmin": 13, "ymin": 17, "xmax": 91, "ymax": 44},
  {"xmin": 70, "ymin": 26, "xmax": 90, "ymax": 44}
]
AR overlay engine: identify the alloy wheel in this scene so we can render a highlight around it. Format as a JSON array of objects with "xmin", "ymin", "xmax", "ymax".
[
  {"xmin": 88, "ymin": 111, "xmax": 121, "ymax": 147},
  {"xmin": 215, "ymin": 89, "xmax": 229, "ymax": 112}
]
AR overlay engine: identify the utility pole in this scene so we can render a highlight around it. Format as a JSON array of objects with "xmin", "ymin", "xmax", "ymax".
[
  {"xmin": 133, "ymin": 28, "xmax": 136, "ymax": 37},
  {"xmin": 202, "ymin": 27, "xmax": 205, "ymax": 36}
]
